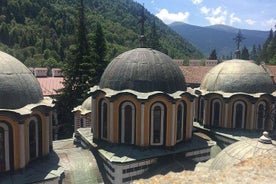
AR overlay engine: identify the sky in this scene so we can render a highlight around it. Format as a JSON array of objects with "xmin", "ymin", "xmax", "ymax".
[{"xmin": 135, "ymin": 0, "xmax": 276, "ymax": 31}]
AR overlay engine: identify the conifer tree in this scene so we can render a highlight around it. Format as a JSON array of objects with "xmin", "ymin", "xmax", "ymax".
[
  {"xmin": 91, "ymin": 22, "xmax": 107, "ymax": 85},
  {"xmin": 261, "ymin": 29, "xmax": 273, "ymax": 63},
  {"xmin": 250, "ymin": 44, "xmax": 258, "ymax": 63},
  {"xmin": 148, "ymin": 19, "xmax": 162, "ymax": 51},
  {"xmin": 209, "ymin": 49, "xmax": 217, "ymax": 60},
  {"xmin": 241, "ymin": 46, "xmax": 249, "ymax": 60},
  {"xmin": 233, "ymin": 30, "xmax": 245, "ymax": 50},
  {"xmin": 55, "ymin": 0, "xmax": 93, "ymax": 135}
]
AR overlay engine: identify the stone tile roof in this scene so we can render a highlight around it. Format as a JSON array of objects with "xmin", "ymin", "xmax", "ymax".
[
  {"xmin": 36, "ymin": 77, "xmax": 64, "ymax": 96},
  {"xmin": 134, "ymin": 153, "xmax": 276, "ymax": 184}
]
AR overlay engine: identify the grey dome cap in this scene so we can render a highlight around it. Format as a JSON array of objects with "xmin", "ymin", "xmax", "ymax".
[
  {"xmin": 210, "ymin": 134, "xmax": 276, "ymax": 170},
  {"xmin": 81, "ymin": 97, "xmax": 91, "ymax": 111},
  {"xmin": 0, "ymin": 51, "xmax": 43, "ymax": 109},
  {"xmin": 99, "ymin": 48, "xmax": 186, "ymax": 93},
  {"xmin": 200, "ymin": 60, "xmax": 275, "ymax": 93}
]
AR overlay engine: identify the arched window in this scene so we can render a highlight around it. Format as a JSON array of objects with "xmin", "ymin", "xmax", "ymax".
[
  {"xmin": 0, "ymin": 122, "xmax": 12, "ymax": 172},
  {"xmin": 120, "ymin": 102, "xmax": 135, "ymax": 144},
  {"xmin": 100, "ymin": 100, "xmax": 108, "ymax": 140},
  {"xmin": 29, "ymin": 121, "xmax": 37, "ymax": 159},
  {"xmin": 150, "ymin": 103, "xmax": 165, "ymax": 146},
  {"xmin": 257, "ymin": 102, "xmax": 267, "ymax": 129},
  {"xmin": 80, "ymin": 118, "xmax": 84, "ymax": 128},
  {"xmin": 211, "ymin": 99, "xmax": 221, "ymax": 127},
  {"xmin": 198, "ymin": 98, "xmax": 204, "ymax": 123},
  {"xmin": 233, "ymin": 101, "xmax": 246, "ymax": 129},
  {"xmin": 28, "ymin": 116, "xmax": 42, "ymax": 160},
  {"xmin": 176, "ymin": 102, "xmax": 186, "ymax": 142},
  {"xmin": 0, "ymin": 126, "xmax": 5, "ymax": 172}
]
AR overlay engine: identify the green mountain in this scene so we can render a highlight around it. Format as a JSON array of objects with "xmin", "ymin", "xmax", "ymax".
[
  {"xmin": 0, "ymin": 0, "xmax": 203, "ymax": 68},
  {"xmin": 170, "ymin": 22, "xmax": 269, "ymax": 57}
]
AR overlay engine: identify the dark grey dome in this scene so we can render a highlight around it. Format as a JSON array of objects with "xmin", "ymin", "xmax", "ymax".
[
  {"xmin": 200, "ymin": 59, "xmax": 275, "ymax": 93},
  {"xmin": 0, "ymin": 51, "xmax": 43, "ymax": 109},
  {"xmin": 99, "ymin": 48, "xmax": 186, "ymax": 93}
]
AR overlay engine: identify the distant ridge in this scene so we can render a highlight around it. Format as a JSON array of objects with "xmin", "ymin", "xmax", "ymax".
[{"xmin": 170, "ymin": 22, "xmax": 269, "ymax": 57}]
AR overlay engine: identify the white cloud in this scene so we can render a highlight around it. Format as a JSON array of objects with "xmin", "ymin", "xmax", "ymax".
[
  {"xmin": 212, "ymin": 6, "xmax": 222, "ymax": 16},
  {"xmin": 200, "ymin": 6, "xmax": 210, "ymax": 15},
  {"xmin": 156, "ymin": 9, "xmax": 190, "ymax": 24},
  {"xmin": 229, "ymin": 13, "xmax": 241, "ymax": 25},
  {"xmin": 265, "ymin": 18, "xmax": 276, "ymax": 29},
  {"xmin": 201, "ymin": 6, "xmax": 229, "ymax": 25},
  {"xmin": 245, "ymin": 19, "xmax": 255, "ymax": 25},
  {"xmin": 191, "ymin": 0, "xmax": 203, "ymax": 5},
  {"xmin": 206, "ymin": 14, "xmax": 226, "ymax": 25}
]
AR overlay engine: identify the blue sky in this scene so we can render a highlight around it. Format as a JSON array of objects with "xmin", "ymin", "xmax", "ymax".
[{"xmin": 135, "ymin": 0, "xmax": 276, "ymax": 31}]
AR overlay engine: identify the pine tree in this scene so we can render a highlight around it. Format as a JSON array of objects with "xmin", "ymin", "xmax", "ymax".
[
  {"xmin": 241, "ymin": 46, "xmax": 249, "ymax": 60},
  {"xmin": 209, "ymin": 49, "xmax": 217, "ymax": 60},
  {"xmin": 261, "ymin": 29, "xmax": 273, "ymax": 63},
  {"xmin": 148, "ymin": 19, "xmax": 162, "ymax": 51},
  {"xmin": 55, "ymin": 0, "xmax": 93, "ymax": 136},
  {"xmin": 91, "ymin": 22, "xmax": 107, "ymax": 85},
  {"xmin": 267, "ymin": 31, "xmax": 276, "ymax": 64},
  {"xmin": 250, "ymin": 44, "xmax": 258, "ymax": 63},
  {"xmin": 233, "ymin": 30, "xmax": 245, "ymax": 50}
]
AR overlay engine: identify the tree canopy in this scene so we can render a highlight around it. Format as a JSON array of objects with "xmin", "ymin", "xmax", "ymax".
[{"xmin": 0, "ymin": 0, "xmax": 203, "ymax": 72}]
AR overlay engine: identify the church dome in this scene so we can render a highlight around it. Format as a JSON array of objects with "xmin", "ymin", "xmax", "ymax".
[
  {"xmin": 99, "ymin": 48, "xmax": 186, "ymax": 93},
  {"xmin": 210, "ymin": 132, "xmax": 276, "ymax": 170},
  {"xmin": 0, "ymin": 51, "xmax": 43, "ymax": 109},
  {"xmin": 81, "ymin": 97, "xmax": 91, "ymax": 112},
  {"xmin": 200, "ymin": 59, "xmax": 275, "ymax": 93}
]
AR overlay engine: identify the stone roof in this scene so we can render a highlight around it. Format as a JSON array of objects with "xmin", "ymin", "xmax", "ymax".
[
  {"xmin": 99, "ymin": 48, "xmax": 186, "ymax": 93},
  {"xmin": 0, "ymin": 51, "xmax": 43, "ymax": 109},
  {"xmin": 209, "ymin": 132, "xmax": 276, "ymax": 170},
  {"xmin": 200, "ymin": 59, "xmax": 275, "ymax": 93},
  {"xmin": 135, "ymin": 153, "xmax": 276, "ymax": 184},
  {"xmin": 90, "ymin": 86, "xmax": 196, "ymax": 101}
]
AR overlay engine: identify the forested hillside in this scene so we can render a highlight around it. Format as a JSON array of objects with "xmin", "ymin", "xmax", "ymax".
[
  {"xmin": 170, "ymin": 22, "xmax": 268, "ymax": 58},
  {"xmin": 0, "ymin": 0, "xmax": 203, "ymax": 69}
]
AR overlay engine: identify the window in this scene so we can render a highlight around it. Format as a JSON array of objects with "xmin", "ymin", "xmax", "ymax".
[
  {"xmin": 29, "ymin": 121, "xmax": 37, "ymax": 159},
  {"xmin": 100, "ymin": 100, "xmax": 108, "ymax": 140},
  {"xmin": 0, "ymin": 127, "xmax": 5, "ymax": 172},
  {"xmin": 28, "ymin": 116, "xmax": 42, "ymax": 160},
  {"xmin": 233, "ymin": 101, "xmax": 246, "ymax": 129},
  {"xmin": 211, "ymin": 99, "xmax": 221, "ymax": 127},
  {"xmin": 80, "ymin": 118, "xmax": 84, "ymax": 128},
  {"xmin": 150, "ymin": 103, "xmax": 165, "ymax": 145},
  {"xmin": 120, "ymin": 102, "xmax": 135, "ymax": 144},
  {"xmin": 257, "ymin": 102, "xmax": 267, "ymax": 129},
  {"xmin": 0, "ymin": 123, "xmax": 11, "ymax": 172},
  {"xmin": 176, "ymin": 102, "xmax": 186, "ymax": 142},
  {"xmin": 198, "ymin": 98, "xmax": 204, "ymax": 123}
]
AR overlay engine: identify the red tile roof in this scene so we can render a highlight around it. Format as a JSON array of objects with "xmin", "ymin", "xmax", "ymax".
[
  {"xmin": 37, "ymin": 77, "xmax": 64, "ymax": 96},
  {"xmin": 179, "ymin": 66, "xmax": 213, "ymax": 85}
]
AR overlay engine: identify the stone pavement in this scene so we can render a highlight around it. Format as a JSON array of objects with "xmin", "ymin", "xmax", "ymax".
[{"xmin": 0, "ymin": 139, "xmax": 103, "ymax": 184}]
